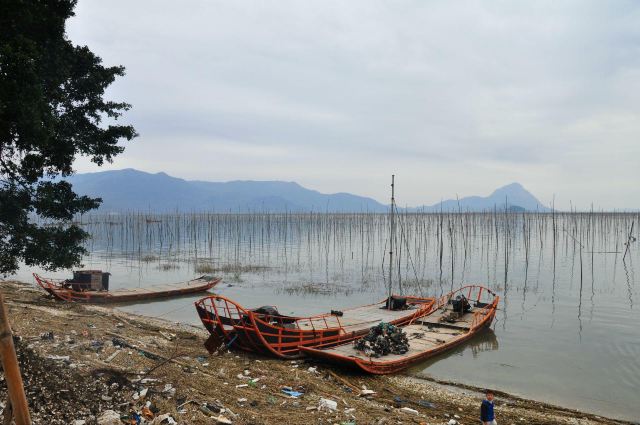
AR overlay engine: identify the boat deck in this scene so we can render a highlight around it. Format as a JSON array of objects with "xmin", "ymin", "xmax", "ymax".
[
  {"xmin": 104, "ymin": 280, "xmax": 208, "ymax": 295},
  {"xmin": 315, "ymin": 306, "xmax": 478, "ymax": 361},
  {"xmin": 295, "ymin": 302, "xmax": 428, "ymax": 332},
  {"xmin": 414, "ymin": 305, "xmax": 478, "ymax": 329}
]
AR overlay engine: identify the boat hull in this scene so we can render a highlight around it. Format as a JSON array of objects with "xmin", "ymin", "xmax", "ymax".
[
  {"xmin": 34, "ymin": 274, "xmax": 221, "ymax": 304},
  {"xmin": 195, "ymin": 295, "xmax": 436, "ymax": 359}
]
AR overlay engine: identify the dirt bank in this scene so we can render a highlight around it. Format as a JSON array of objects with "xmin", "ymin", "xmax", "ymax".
[{"xmin": 0, "ymin": 280, "xmax": 632, "ymax": 425}]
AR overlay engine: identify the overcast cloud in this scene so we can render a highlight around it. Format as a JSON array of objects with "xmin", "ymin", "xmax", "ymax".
[{"xmin": 68, "ymin": 1, "xmax": 640, "ymax": 209}]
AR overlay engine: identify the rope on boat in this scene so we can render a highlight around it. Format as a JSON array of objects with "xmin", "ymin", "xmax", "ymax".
[
  {"xmin": 226, "ymin": 334, "xmax": 238, "ymax": 348},
  {"xmin": 146, "ymin": 299, "xmax": 198, "ymax": 319}
]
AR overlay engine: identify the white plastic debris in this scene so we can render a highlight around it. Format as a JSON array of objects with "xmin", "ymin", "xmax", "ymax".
[
  {"xmin": 162, "ymin": 383, "xmax": 176, "ymax": 397},
  {"xmin": 46, "ymin": 355, "xmax": 70, "ymax": 361},
  {"xmin": 359, "ymin": 389, "xmax": 376, "ymax": 397},
  {"xmin": 448, "ymin": 420, "xmax": 458, "ymax": 425},
  {"xmin": 97, "ymin": 410, "xmax": 121, "ymax": 425},
  {"xmin": 213, "ymin": 415, "xmax": 233, "ymax": 424},
  {"xmin": 318, "ymin": 398, "xmax": 338, "ymax": 411},
  {"xmin": 150, "ymin": 413, "xmax": 178, "ymax": 425},
  {"xmin": 105, "ymin": 350, "xmax": 121, "ymax": 363},
  {"xmin": 400, "ymin": 407, "xmax": 419, "ymax": 415}
]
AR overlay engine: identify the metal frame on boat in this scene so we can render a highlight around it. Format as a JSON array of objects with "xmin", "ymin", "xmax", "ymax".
[
  {"xmin": 300, "ymin": 285, "xmax": 499, "ymax": 374},
  {"xmin": 33, "ymin": 273, "xmax": 221, "ymax": 303},
  {"xmin": 194, "ymin": 294, "xmax": 436, "ymax": 359}
]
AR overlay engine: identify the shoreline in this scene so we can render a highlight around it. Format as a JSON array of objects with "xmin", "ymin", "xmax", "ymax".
[{"xmin": 0, "ymin": 280, "xmax": 632, "ymax": 425}]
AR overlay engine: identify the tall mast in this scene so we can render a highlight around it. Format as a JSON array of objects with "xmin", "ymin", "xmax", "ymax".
[{"xmin": 388, "ymin": 175, "xmax": 395, "ymax": 307}]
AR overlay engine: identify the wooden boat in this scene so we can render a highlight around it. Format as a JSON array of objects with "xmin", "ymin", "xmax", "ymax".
[
  {"xmin": 300, "ymin": 285, "xmax": 499, "ymax": 374},
  {"xmin": 194, "ymin": 294, "xmax": 436, "ymax": 359},
  {"xmin": 33, "ymin": 272, "xmax": 221, "ymax": 304}
]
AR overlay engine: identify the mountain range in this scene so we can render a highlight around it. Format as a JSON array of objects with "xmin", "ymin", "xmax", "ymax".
[{"xmin": 65, "ymin": 169, "xmax": 549, "ymax": 212}]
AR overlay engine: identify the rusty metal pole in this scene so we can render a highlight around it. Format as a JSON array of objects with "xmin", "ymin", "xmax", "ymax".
[{"xmin": 0, "ymin": 291, "xmax": 31, "ymax": 425}]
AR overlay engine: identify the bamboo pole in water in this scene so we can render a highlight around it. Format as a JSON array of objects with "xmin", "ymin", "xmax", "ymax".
[
  {"xmin": 0, "ymin": 292, "xmax": 31, "ymax": 425},
  {"xmin": 388, "ymin": 175, "xmax": 395, "ymax": 307}
]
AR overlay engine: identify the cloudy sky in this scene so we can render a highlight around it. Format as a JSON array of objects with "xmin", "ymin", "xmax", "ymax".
[{"xmin": 68, "ymin": 1, "xmax": 640, "ymax": 209}]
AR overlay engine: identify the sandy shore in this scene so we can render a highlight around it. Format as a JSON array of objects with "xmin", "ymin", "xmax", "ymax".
[{"xmin": 0, "ymin": 280, "xmax": 632, "ymax": 425}]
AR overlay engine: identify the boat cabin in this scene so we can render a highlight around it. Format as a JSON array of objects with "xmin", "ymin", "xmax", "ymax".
[{"xmin": 65, "ymin": 270, "xmax": 110, "ymax": 292}]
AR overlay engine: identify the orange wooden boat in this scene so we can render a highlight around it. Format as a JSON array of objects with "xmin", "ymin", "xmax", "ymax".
[
  {"xmin": 194, "ymin": 295, "xmax": 436, "ymax": 359},
  {"xmin": 300, "ymin": 285, "xmax": 499, "ymax": 374},
  {"xmin": 34, "ymin": 272, "xmax": 221, "ymax": 303}
]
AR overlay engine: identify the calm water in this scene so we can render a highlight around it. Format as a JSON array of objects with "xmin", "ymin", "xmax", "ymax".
[{"xmin": 14, "ymin": 212, "xmax": 639, "ymax": 421}]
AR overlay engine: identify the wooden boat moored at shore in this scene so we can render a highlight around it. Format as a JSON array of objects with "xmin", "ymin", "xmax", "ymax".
[
  {"xmin": 299, "ymin": 285, "xmax": 499, "ymax": 374},
  {"xmin": 33, "ymin": 272, "xmax": 221, "ymax": 303},
  {"xmin": 194, "ymin": 294, "xmax": 436, "ymax": 359}
]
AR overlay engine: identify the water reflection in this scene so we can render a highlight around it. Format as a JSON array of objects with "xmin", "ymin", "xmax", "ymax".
[{"xmin": 623, "ymin": 257, "xmax": 634, "ymax": 309}]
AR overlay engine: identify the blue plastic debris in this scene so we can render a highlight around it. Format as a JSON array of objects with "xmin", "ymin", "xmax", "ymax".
[{"xmin": 281, "ymin": 388, "xmax": 304, "ymax": 398}]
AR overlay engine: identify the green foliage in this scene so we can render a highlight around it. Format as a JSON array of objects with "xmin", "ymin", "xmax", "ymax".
[{"xmin": 0, "ymin": 0, "xmax": 136, "ymax": 274}]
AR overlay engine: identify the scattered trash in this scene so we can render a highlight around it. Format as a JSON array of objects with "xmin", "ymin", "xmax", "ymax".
[
  {"xmin": 281, "ymin": 387, "xmax": 304, "ymax": 398},
  {"xmin": 116, "ymin": 322, "xmax": 125, "ymax": 328},
  {"xmin": 307, "ymin": 366, "xmax": 318, "ymax": 373},
  {"xmin": 354, "ymin": 322, "xmax": 409, "ymax": 357},
  {"xmin": 40, "ymin": 331, "xmax": 54, "ymax": 340},
  {"xmin": 97, "ymin": 410, "xmax": 121, "ymax": 425},
  {"xmin": 46, "ymin": 355, "xmax": 70, "ymax": 361},
  {"xmin": 359, "ymin": 389, "xmax": 376, "ymax": 397},
  {"xmin": 89, "ymin": 340, "xmax": 104, "ymax": 349},
  {"xmin": 162, "ymin": 384, "xmax": 176, "ymax": 397},
  {"xmin": 400, "ymin": 407, "xmax": 419, "ymax": 415},
  {"xmin": 213, "ymin": 415, "xmax": 233, "ymax": 424},
  {"xmin": 447, "ymin": 420, "xmax": 458, "ymax": 425},
  {"xmin": 150, "ymin": 413, "xmax": 177, "ymax": 425},
  {"xmin": 125, "ymin": 411, "xmax": 141, "ymax": 425},
  {"xmin": 159, "ymin": 331, "xmax": 175, "ymax": 341},
  {"xmin": 132, "ymin": 388, "xmax": 148, "ymax": 400},
  {"xmin": 142, "ymin": 406, "xmax": 154, "ymax": 419},
  {"xmin": 393, "ymin": 395, "xmax": 435, "ymax": 409},
  {"xmin": 112, "ymin": 337, "xmax": 134, "ymax": 349},
  {"xmin": 318, "ymin": 398, "xmax": 338, "ymax": 411},
  {"xmin": 200, "ymin": 401, "xmax": 222, "ymax": 415}
]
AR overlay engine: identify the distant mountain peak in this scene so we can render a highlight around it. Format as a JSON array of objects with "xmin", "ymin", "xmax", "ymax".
[
  {"xmin": 492, "ymin": 182, "xmax": 524, "ymax": 192},
  {"xmin": 414, "ymin": 181, "xmax": 548, "ymax": 212}
]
